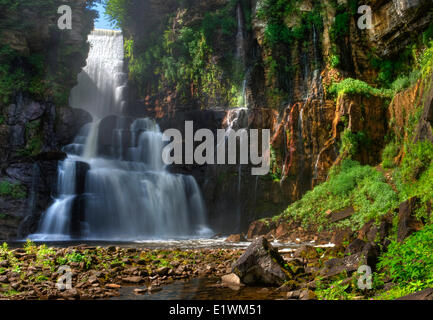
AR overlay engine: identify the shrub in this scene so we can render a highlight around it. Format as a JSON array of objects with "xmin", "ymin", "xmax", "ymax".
[
  {"xmin": 0, "ymin": 181, "xmax": 27, "ymax": 199},
  {"xmin": 329, "ymin": 78, "xmax": 393, "ymax": 98},
  {"xmin": 340, "ymin": 129, "xmax": 369, "ymax": 158},
  {"xmin": 282, "ymin": 160, "xmax": 398, "ymax": 232},
  {"xmin": 382, "ymin": 141, "xmax": 400, "ymax": 169},
  {"xmin": 378, "ymin": 224, "xmax": 433, "ymax": 286}
]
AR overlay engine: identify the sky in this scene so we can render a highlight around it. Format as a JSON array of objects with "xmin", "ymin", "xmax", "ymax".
[{"xmin": 93, "ymin": 2, "xmax": 119, "ymax": 30}]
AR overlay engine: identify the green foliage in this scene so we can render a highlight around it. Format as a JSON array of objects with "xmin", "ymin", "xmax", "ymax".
[
  {"xmin": 111, "ymin": 0, "xmax": 245, "ymax": 107},
  {"xmin": 420, "ymin": 42, "xmax": 433, "ymax": 78},
  {"xmin": 330, "ymin": 54, "xmax": 340, "ymax": 69},
  {"xmin": 0, "ymin": 1, "xmax": 98, "ymax": 106},
  {"xmin": 390, "ymin": 70, "xmax": 421, "ymax": 93},
  {"xmin": 282, "ymin": 160, "xmax": 398, "ymax": 232},
  {"xmin": 329, "ymin": 78, "xmax": 393, "ymax": 98},
  {"xmin": 256, "ymin": 0, "xmax": 323, "ymax": 101},
  {"xmin": 400, "ymin": 140, "xmax": 433, "ymax": 183},
  {"xmin": 340, "ymin": 129, "xmax": 369, "ymax": 158},
  {"xmin": 315, "ymin": 277, "xmax": 357, "ymax": 300},
  {"xmin": 329, "ymin": 12, "xmax": 349, "ymax": 41},
  {"xmin": 0, "ymin": 181, "xmax": 27, "ymax": 199},
  {"xmin": 269, "ymin": 146, "xmax": 281, "ymax": 181},
  {"xmin": 378, "ymin": 224, "xmax": 433, "ymax": 287},
  {"xmin": 382, "ymin": 141, "xmax": 400, "ymax": 169},
  {"xmin": 104, "ymin": 0, "xmax": 130, "ymax": 29},
  {"xmin": 57, "ymin": 251, "xmax": 92, "ymax": 269}
]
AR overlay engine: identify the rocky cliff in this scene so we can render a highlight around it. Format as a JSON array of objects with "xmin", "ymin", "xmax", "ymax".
[
  {"xmin": 0, "ymin": 0, "xmax": 96, "ymax": 239},
  {"xmin": 112, "ymin": 0, "xmax": 433, "ymax": 233}
]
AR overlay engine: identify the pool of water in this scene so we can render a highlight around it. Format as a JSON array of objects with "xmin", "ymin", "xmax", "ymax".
[
  {"xmin": 111, "ymin": 278, "xmax": 287, "ymax": 300},
  {"xmin": 6, "ymin": 238, "xmax": 331, "ymax": 251}
]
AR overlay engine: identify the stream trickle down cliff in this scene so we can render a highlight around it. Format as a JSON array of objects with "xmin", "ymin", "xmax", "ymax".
[{"xmin": 30, "ymin": 30, "xmax": 211, "ymax": 241}]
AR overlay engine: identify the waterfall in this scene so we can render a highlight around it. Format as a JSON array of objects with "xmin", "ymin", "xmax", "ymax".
[
  {"xmin": 236, "ymin": 2, "xmax": 246, "ymax": 65},
  {"xmin": 30, "ymin": 30, "xmax": 211, "ymax": 241},
  {"xmin": 70, "ymin": 29, "xmax": 127, "ymax": 118},
  {"xmin": 236, "ymin": 2, "xmax": 249, "ymax": 109}
]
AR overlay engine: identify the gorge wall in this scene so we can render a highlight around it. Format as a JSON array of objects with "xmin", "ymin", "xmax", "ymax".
[
  {"xmin": 0, "ymin": 0, "xmax": 97, "ymax": 239},
  {"xmin": 115, "ymin": 0, "xmax": 433, "ymax": 233}
]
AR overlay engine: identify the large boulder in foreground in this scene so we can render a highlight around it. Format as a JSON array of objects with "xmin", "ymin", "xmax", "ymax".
[{"xmin": 232, "ymin": 236, "xmax": 293, "ymax": 286}]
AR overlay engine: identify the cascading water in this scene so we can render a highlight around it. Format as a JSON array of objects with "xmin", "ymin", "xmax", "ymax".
[{"xmin": 31, "ymin": 29, "xmax": 211, "ymax": 241}]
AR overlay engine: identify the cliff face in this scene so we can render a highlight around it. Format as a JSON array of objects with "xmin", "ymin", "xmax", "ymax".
[
  {"xmin": 0, "ymin": 0, "xmax": 95, "ymax": 239},
  {"xmin": 118, "ymin": 0, "xmax": 433, "ymax": 233}
]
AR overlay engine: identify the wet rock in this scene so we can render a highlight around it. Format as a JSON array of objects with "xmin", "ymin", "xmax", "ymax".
[
  {"xmin": 221, "ymin": 273, "xmax": 242, "ymax": 286},
  {"xmin": 232, "ymin": 236, "xmax": 294, "ymax": 286},
  {"xmin": 277, "ymin": 280, "xmax": 299, "ymax": 292},
  {"xmin": 60, "ymin": 288, "xmax": 79, "ymax": 299},
  {"xmin": 286, "ymin": 290, "xmax": 301, "ymax": 299},
  {"xmin": 56, "ymin": 106, "xmax": 92, "ymax": 146},
  {"xmin": 134, "ymin": 288, "xmax": 147, "ymax": 295},
  {"xmin": 299, "ymin": 289, "xmax": 317, "ymax": 300},
  {"xmin": 156, "ymin": 267, "xmax": 169, "ymax": 276},
  {"xmin": 122, "ymin": 276, "xmax": 143, "ymax": 284},
  {"xmin": 148, "ymin": 286, "xmax": 162, "ymax": 294},
  {"xmin": 225, "ymin": 233, "xmax": 246, "ymax": 242}
]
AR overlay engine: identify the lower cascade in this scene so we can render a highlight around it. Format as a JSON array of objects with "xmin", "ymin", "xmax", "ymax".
[{"xmin": 30, "ymin": 30, "xmax": 211, "ymax": 241}]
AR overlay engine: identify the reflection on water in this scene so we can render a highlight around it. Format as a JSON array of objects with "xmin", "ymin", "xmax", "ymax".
[{"xmin": 111, "ymin": 278, "xmax": 287, "ymax": 300}]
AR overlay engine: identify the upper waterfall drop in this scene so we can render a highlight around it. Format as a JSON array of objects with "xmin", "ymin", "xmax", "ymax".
[
  {"xmin": 30, "ymin": 29, "xmax": 211, "ymax": 241},
  {"xmin": 70, "ymin": 29, "xmax": 127, "ymax": 119}
]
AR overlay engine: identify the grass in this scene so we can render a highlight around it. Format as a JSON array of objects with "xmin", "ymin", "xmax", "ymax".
[
  {"xmin": 280, "ymin": 159, "xmax": 398, "ymax": 232},
  {"xmin": 381, "ymin": 140, "xmax": 400, "ymax": 169},
  {"xmin": 329, "ymin": 78, "xmax": 394, "ymax": 99}
]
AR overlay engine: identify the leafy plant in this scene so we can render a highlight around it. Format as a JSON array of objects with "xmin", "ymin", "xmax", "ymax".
[
  {"xmin": 378, "ymin": 224, "xmax": 433, "ymax": 286},
  {"xmin": 0, "ymin": 181, "xmax": 27, "ymax": 199}
]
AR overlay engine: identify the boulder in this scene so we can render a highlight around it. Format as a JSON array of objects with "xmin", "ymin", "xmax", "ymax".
[
  {"xmin": 274, "ymin": 223, "xmax": 290, "ymax": 240},
  {"xmin": 358, "ymin": 214, "xmax": 393, "ymax": 247},
  {"xmin": 232, "ymin": 236, "xmax": 294, "ymax": 286},
  {"xmin": 327, "ymin": 207, "xmax": 355, "ymax": 223},
  {"xmin": 225, "ymin": 233, "xmax": 246, "ymax": 242},
  {"xmin": 320, "ymin": 243, "xmax": 378, "ymax": 278},
  {"xmin": 221, "ymin": 273, "xmax": 242, "ymax": 287},
  {"xmin": 330, "ymin": 227, "xmax": 354, "ymax": 247},
  {"xmin": 293, "ymin": 245, "xmax": 319, "ymax": 260},
  {"xmin": 247, "ymin": 220, "xmax": 274, "ymax": 239},
  {"xmin": 299, "ymin": 289, "xmax": 317, "ymax": 300},
  {"xmin": 398, "ymin": 197, "xmax": 424, "ymax": 242}
]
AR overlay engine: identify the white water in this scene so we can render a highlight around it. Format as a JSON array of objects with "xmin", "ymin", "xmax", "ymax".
[
  {"xmin": 31, "ymin": 30, "xmax": 211, "ymax": 241},
  {"xmin": 70, "ymin": 30, "xmax": 127, "ymax": 118}
]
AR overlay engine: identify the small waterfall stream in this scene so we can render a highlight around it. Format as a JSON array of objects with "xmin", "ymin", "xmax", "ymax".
[{"xmin": 31, "ymin": 30, "xmax": 211, "ymax": 241}]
